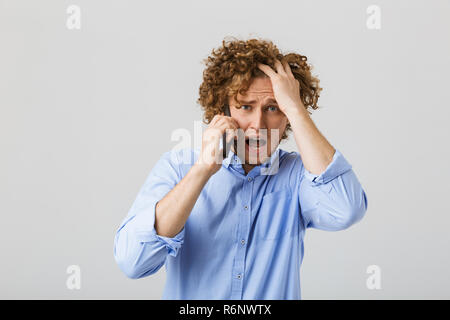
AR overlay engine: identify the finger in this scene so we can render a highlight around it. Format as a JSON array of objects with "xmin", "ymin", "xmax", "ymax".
[
  {"xmin": 219, "ymin": 122, "xmax": 237, "ymax": 140},
  {"xmin": 257, "ymin": 62, "xmax": 277, "ymax": 78},
  {"xmin": 210, "ymin": 114, "xmax": 221, "ymax": 125},
  {"xmin": 227, "ymin": 120, "xmax": 242, "ymax": 144},
  {"xmin": 282, "ymin": 60, "xmax": 294, "ymax": 78},
  {"xmin": 211, "ymin": 113, "xmax": 227, "ymax": 127},
  {"xmin": 274, "ymin": 59, "xmax": 287, "ymax": 76},
  {"xmin": 230, "ymin": 118, "xmax": 240, "ymax": 129},
  {"xmin": 220, "ymin": 114, "xmax": 238, "ymax": 125},
  {"xmin": 215, "ymin": 116, "xmax": 227, "ymax": 127},
  {"xmin": 218, "ymin": 120, "xmax": 238, "ymax": 133},
  {"xmin": 224, "ymin": 128, "xmax": 237, "ymax": 144},
  {"xmin": 229, "ymin": 118, "xmax": 241, "ymax": 131},
  {"xmin": 217, "ymin": 129, "xmax": 235, "ymax": 151},
  {"xmin": 217, "ymin": 115, "xmax": 238, "ymax": 129}
]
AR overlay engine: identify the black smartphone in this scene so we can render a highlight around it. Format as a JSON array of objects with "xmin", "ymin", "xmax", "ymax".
[{"xmin": 223, "ymin": 105, "xmax": 231, "ymax": 158}]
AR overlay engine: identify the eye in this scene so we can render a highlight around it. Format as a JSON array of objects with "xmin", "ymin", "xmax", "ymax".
[
  {"xmin": 267, "ymin": 106, "xmax": 279, "ymax": 112},
  {"xmin": 240, "ymin": 105, "xmax": 251, "ymax": 110}
]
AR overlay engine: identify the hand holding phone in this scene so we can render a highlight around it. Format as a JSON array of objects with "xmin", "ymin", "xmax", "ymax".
[{"xmin": 196, "ymin": 106, "xmax": 238, "ymax": 176}]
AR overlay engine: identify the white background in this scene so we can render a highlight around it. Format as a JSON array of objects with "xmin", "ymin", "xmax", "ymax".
[{"xmin": 1, "ymin": 0, "xmax": 449, "ymax": 299}]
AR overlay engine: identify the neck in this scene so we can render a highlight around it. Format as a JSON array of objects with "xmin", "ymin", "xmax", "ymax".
[
  {"xmin": 242, "ymin": 164, "xmax": 256, "ymax": 175},
  {"xmin": 231, "ymin": 145, "xmax": 257, "ymax": 175}
]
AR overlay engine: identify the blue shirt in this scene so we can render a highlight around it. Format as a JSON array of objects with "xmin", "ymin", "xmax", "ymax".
[{"xmin": 114, "ymin": 146, "xmax": 368, "ymax": 299}]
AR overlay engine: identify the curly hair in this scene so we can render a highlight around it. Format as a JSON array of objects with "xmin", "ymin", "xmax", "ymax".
[{"xmin": 197, "ymin": 36, "xmax": 323, "ymax": 140}]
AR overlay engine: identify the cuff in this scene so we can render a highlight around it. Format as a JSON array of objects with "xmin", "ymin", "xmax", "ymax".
[
  {"xmin": 135, "ymin": 227, "xmax": 185, "ymax": 257},
  {"xmin": 132, "ymin": 198, "xmax": 185, "ymax": 257},
  {"xmin": 302, "ymin": 148, "xmax": 353, "ymax": 185}
]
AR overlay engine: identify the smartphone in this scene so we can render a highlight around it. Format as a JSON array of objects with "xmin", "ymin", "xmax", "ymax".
[{"xmin": 223, "ymin": 105, "xmax": 231, "ymax": 158}]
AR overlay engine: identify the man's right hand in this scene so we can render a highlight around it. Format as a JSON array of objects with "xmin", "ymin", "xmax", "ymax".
[{"xmin": 195, "ymin": 113, "xmax": 240, "ymax": 176}]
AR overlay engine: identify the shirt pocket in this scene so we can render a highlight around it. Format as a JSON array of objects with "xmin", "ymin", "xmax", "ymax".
[{"xmin": 255, "ymin": 187, "xmax": 295, "ymax": 240}]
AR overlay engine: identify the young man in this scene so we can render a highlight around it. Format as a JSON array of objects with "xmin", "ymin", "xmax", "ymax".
[{"xmin": 114, "ymin": 38, "xmax": 368, "ymax": 299}]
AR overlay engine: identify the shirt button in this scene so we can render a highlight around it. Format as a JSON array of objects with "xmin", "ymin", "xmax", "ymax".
[
  {"xmin": 237, "ymin": 274, "xmax": 242, "ymax": 280},
  {"xmin": 240, "ymin": 239, "xmax": 245, "ymax": 245},
  {"xmin": 247, "ymin": 177, "xmax": 252, "ymax": 182},
  {"xmin": 244, "ymin": 205, "xmax": 248, "ymax": 210}
]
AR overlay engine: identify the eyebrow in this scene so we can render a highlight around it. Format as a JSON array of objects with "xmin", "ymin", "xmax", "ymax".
[{"xmin": 238, "ymin": 98, "xmax": 278, "ymax": 105}]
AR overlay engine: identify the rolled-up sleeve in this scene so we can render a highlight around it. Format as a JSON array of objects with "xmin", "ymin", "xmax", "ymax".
[
  {"xmin": 113, "ymin": 150, "xmax": 185, "ymax": 279},
  {"xmin": 298, "ymin": 148, "xmax": 368, "ymax": 231}
]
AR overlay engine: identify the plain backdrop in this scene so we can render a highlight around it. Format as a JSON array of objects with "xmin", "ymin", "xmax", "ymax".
[{"xmin": 1, "ymin": 0, "xmax": 449, "ymax": 299}]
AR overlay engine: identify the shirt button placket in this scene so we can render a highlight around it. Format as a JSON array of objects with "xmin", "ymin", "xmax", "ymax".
[{"xmin": 231, "ymin": 174, "xmax": 254, "ymax": 299}]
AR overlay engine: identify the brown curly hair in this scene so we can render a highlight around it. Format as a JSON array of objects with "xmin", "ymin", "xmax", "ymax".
[{"xmin": 197, "ymin": 36, "xmax": 323, "ymax": 140}]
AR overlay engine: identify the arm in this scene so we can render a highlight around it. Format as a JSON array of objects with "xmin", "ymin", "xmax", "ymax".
[
  {"xmin": 156, "ymin": 112, "xmax": 240, "ymax": 238},
  {"xmin": 155, "ymin": 161, "xmax": 213, "ymax": 238},
  {"xmin": 298, "ymin": 148, "xmax": 368, "ymax": 231},
  {"xmin": 114, "ymin": 151, "xmax": 214, "ymax": 279},
  {"xmin": 256, "ymin": 58, "xmax": 336, "ymax": 175},
  {"xmin": 256, "ymin": 58, "xmax": 367, "ymax": 231},
  {"xmin": 113, "ymin": 150, "xmax": 195, "ymax": 279},
  {"xmin": 114, "ymin": 115, "xmax": 239, "ymax": 279},
  {"xmin": 286, "ymin": 107, "xmax": 336, "ymax": 175},
  {"xmin": 286, "ymin": 103, "xmax": 367, "ymax": 230}
]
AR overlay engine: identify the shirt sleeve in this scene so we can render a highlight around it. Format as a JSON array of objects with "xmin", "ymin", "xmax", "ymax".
[
  {"xmin": 298, "ymin": 148, "xmax": 368, "ymax": 231},
  {"xmin": 113, "ymin": 150, "xmax": 185, "ymax": 279}
]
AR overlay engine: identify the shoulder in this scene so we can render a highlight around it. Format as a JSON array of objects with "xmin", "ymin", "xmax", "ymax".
[
  {"xmin": 278, "ymin": 148, "xmax": 304, "ymax": 170},
  {"xmin": 276, "ymin": 149, "xmax": 305, "ymax": 187},
  {"xmin": 160, "ymin": 148, "xmax": 198, "ymax": 178},
  {"xmin": 159, "ymin": 148, "xmax": 198, "ymax": 164}
]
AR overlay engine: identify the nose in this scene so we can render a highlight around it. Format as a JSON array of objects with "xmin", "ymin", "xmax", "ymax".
[{"xmin": 247, "ymin": 107, "xmax": 266, "ymax": 133}]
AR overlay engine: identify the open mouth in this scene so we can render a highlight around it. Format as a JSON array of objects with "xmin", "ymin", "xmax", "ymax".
[
  {"xmin": 232, "ymin": 136, "xmax": 268, "ymax": 155},
  {"xmin": 245, "ymin": 137, "xmax": 267, "ymax": 151}
]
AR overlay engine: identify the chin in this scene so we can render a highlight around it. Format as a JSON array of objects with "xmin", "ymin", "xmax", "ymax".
[
  {"xmin": 232, "ymin": 141, "xmax": 274, "ymax": 165},
  {"xmin": 245, "ymin": 153, "xmax": 270, "ymax": 165}
]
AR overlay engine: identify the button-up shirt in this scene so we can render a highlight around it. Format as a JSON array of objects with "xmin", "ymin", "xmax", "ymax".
[{"xmin": 114, "ymin": 146, "xmax": 368, "ymax": 299}]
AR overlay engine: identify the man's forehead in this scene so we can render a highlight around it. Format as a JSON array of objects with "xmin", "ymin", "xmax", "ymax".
[
  {"xmin": 243, "ymin": 88, "xmax": 273, "ymax": 94},
  {"xmin": 238, "ymin": 77, "xmax": 274, "ymax": 98},
  {"xmin": 248, "ymin": 77, "xmax": 273, "ymax": 91},
  {"xmin": 236, "ymin": 90, "xmax": 276, "ymax": 103}
]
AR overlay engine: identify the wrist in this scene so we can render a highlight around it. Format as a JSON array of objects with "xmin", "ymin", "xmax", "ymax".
[
  {"xmin": 192, "ymin": 161, "xmax": 217, "ymax": 179},
  {"xmin": 284, "ymin": 104, "xmax": 310, "ymax": 122}
]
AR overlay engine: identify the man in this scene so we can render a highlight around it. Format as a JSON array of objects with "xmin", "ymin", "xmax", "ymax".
[{"xmin": 114, "ymin": 38, "xmax": 368, "ymax": 299}]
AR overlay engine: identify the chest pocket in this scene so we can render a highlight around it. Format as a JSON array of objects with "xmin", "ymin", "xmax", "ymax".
[{"xmin": 255, "ymin": 187, "xmax": 296, "ymax": 240}]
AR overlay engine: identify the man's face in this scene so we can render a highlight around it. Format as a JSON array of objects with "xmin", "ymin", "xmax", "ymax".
[{"xmin": 228, "ymin": 76, "xmax": 288, "ymax": 165}]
